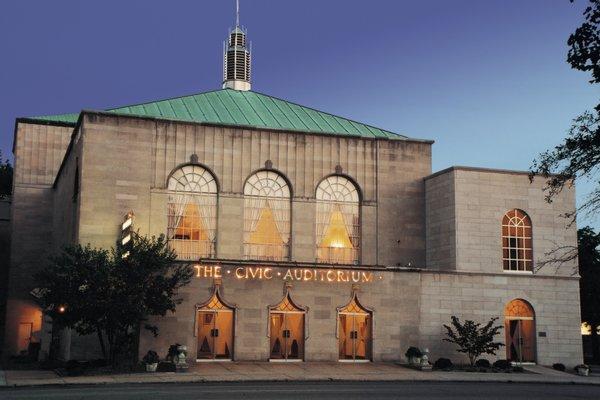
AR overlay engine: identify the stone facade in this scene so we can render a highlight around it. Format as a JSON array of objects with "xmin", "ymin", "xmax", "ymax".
[
  {"xmin": 3, "ymin": 121, "xmax": 72, "ymax": 358},
  {"xmin": 2, "ymin": 110, "xmax": 583, "ymax": 367}
]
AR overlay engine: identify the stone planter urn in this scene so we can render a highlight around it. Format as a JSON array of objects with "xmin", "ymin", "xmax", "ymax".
[
  {"xmin": 145, "ymin": 363, "xmax": 158, "ymax": 372},
  {"xmin": 575, "ymin": 365, "xmax": 590, "ymax": 376},
  {"xmin": 175, "ymin": 345, "xmax": 188, "ymax": 372},
  {"xmin": 409, "ymin": 356, "xmax": 421, "ymax": 365}
]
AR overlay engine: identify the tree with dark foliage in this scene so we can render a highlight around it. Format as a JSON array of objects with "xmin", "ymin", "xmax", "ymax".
[
  {"xmin": 0, "ymin": 150, "xmax": 12, "ymax": 199},
  {"xmin": 34, "ymin": 234, "xmax": 193, "ymax": 367},
  {"xmin": 530, "ymin": 0, "xmax": 600, "ymax": 223},
  {"xmin": 578, "ymin": 226, "xmax": 600, "ymax": 362},
  {"xmin": 443, "ymin": 316, "xmax": 504, "ymax": 366}
]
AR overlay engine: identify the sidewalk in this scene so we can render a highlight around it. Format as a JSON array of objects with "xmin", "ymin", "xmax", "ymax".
[{"xmin": 2, "ymin": 362, "xmax": 600, "ymax": 387}]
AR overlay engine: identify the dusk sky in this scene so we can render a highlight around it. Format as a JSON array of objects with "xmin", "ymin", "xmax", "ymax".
[{"xmin": 1, "ymin": 0, "xmax": 598, "ymax": 227}]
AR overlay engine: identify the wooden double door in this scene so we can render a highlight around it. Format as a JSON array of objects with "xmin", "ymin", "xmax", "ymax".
[
  {"xmin": 505, "ymin": 318, "xmax": 536, "ymax": 363},
  {"xmin": 339, "ymin": 312, "xmax": 372, "ymax": 361},
  {"xmin": 197, "ymin": 310, "xmax": 234, "ymax": 360},
  {"xmin": 269, "ymin": 311, "xmax": 305, "ymax": 360}
]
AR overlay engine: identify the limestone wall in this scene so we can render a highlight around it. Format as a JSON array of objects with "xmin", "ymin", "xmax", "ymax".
[
  {"xmin": 425, "ymin": 167, "xmax": 577, "ymax": 276},
  {"xmin": 76, "ymin": 113, "xmax": 432, "ymax": 267},
  {"xmin": 419, "ymin": 271, "xmax": 582, "ymax": 367},
  {"xmin": 138, "ymin": 267, "xmax": 421, "ymax": 362},
  {"xmin": 425, "ymin": 169, "xmax": 456, "ymax": 270},
  {"xmin": 3, "ymin": 121, "xmax": 73, "ymax": 356}
]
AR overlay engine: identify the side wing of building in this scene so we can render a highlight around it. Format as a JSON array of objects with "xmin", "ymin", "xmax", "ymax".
[
  {"xmin": 3, "ymin": 120, "xmax": 74, "ymax": 357},
  {"xmin": 424, "ymin": 167, "xmax": 581, "ymax": 366}
]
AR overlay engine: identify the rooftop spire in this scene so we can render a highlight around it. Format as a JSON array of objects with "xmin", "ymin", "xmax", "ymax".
[{"xmin": 223, "ymin": 0, "xmax": 252, "ymax": 91}]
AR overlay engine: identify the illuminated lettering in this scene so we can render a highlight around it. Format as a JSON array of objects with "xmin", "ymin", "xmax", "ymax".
[
  {"xmin": 195, "ymin": 266, "xmax": 381, "ymax": 284},
  {"xmin": 303, "ymin": 269, "xmax": 313, "ymax": 281},
  {"xmin": 235, "ymin": 267, "xmax": 245, "ymax": 279},
  {"xmin": 249, "ymin": 267, "xmax": 261, "ymax": 279},
  {"xmin": 337, "ymin": 270, "xmax": 348, "ymax": 282},
  {"xmin": 327, "ymin": 270, "xmax": 336, "ymax": 282}
]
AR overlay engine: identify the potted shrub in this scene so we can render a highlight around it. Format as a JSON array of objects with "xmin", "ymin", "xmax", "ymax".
[
  {"xmin": 575, "ymin": 364, "xmax": 590, "ymax": 376},
  {"xmin": 142, "ymin": 350, "xmax": 160, "ymax": 372},
  {"xmin": 405, "ymin": 347, "xmax": 423, "ymax": 365},
  {"xmin": 433, "ymin": 358, "xmax": 453, "ymax": 371}
]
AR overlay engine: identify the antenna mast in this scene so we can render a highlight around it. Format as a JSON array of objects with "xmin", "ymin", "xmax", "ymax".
[{"xmin": 236, "ymin": 0, "xmax": 240, "ymax": 26}]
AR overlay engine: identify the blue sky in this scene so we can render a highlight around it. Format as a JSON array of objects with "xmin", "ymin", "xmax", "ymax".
[{"xmin": 0, "ymin": 0, "xmax": 598, "ymax": 227}]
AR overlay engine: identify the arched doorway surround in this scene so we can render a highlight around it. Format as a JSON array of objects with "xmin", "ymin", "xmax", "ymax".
[
  {"xmin": 194, "ymin": 285, "xmax": 236, "ymax": 360},
  {"xmin": 268, "ymin": 286, "xmax": 307, "ymax": 361},
  {"xmin": 336, "ymin": 290, "xmax": 373, "ymax": 362}
]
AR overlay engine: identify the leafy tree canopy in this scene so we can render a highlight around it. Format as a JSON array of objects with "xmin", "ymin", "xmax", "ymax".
[
  {"xmin": 578, "ymin": 226, "xmax": 600, "ymax": 361},
  {"xmin": 34, "ymin": 234, "xmax": 193, "ymax": 365},
  {"xmin": 0, "ymin": 150, "xmax": 13, "ymax": 199},
  {"xmin": 443, "ymin": 316, "xmax": 504, "ymax": 366},
  {"xmin": 530, "ymin": 0, "xmax": 600, "ymax": 223}
]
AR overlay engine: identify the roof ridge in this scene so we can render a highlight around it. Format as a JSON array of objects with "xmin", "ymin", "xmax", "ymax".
[{"xmin": 108, "ymin": 87, "xmax": 228, "ymax": 111}]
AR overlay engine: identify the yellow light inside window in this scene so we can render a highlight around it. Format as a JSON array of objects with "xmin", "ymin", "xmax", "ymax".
[{"xmin": 320, "ymin": 210, "xmax": 352, "ymax": 249}]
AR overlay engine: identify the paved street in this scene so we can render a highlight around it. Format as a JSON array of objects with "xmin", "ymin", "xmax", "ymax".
[{"xmin": 2, "ymin": 381, "xmax": 600, "ymax": 400}]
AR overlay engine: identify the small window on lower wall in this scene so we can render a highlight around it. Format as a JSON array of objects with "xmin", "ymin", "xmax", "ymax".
[{"xmin": 501, "ymin": 209, "xmax": 533, "ymax": 272}]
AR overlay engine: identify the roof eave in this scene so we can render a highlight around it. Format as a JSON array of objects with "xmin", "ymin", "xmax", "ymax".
[
  {"xmin": 80, "ymin": 109, "xmax": 434, "ymax": 144},
  {"xmin": 13, "ymin": 117, "xmax": 77, "ymax": 156}
]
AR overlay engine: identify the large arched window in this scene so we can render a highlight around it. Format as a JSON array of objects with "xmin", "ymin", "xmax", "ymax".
[
  {"xmin": 167, "ymin": 165, "xmax": 217, "ymax": 260},
  {"xmin": 502, "ymin": 209, "xmax": 533, "ymax": 272},
  {"xmin": 316, "ymin": 175, "xmax": 360, "ymax": 264},
  {"xmin": 243, "ymin": 170, "xmax": 291, "ymax": 261}
]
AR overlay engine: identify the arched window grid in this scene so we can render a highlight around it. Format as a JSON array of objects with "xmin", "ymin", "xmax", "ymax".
[
  {"xmin": 243, "ymin": 170, "xmax": 291, "ymax": 261},
  {"xmin": 316, "ymin": 175, "xmax": 361, "ymax": 265},
  {"xmin": 167, "ymin": 165, "xmax": 218, "ymax": 260},
  {"xmin": 504, "ymin": 299, "xmax": 534, "ymax": 319},
  {"xmin": 501, "ymin": 209, "xmax": 533, "ymax": 272}
]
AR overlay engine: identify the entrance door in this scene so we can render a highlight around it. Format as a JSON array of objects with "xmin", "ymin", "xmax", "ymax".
[
  {"xmin": 17, "ymin": 322, "xmax": 33, "ymax": 353},
  {"xmin": 269, "ymin": 292, "xmax": 306, "ymax": 361},
  {"xmin": 269, "ymin": 312, "xmax": 305, "ymax": 360},
  {"xmin": 338, "ymin": 295, "xmax": 372, "ymax": 361},
  {"xmin": 504, "ymin": 299, "xmax": 536, "ymax": 363},
  {"xmin": 507, "ymin": 319, "xmax": 535, "ymax": 362},
  {"xmin": 196, "ymin": 291, "xmax": 235, "ymax": 360}
]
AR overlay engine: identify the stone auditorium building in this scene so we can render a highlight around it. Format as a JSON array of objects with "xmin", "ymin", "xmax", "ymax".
[{"xmin": 2, "ymin": 12, "xmax": 582, "ymax": 366}]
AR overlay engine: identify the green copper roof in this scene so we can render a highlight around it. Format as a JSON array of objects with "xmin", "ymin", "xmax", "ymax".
[{"xmin": 28, "ymin": 89, "xmax": 407, "ymax": 140}]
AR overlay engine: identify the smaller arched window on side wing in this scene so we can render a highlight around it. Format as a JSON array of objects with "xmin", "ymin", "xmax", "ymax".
[{"xmin": 501, "ymin": 209, "xmax": 533, "ymax": 272}]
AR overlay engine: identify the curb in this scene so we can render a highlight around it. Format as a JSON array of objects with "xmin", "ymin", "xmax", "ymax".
[{"xmin": 3, "ymin": 377, "xmax": 600, "ymax": 389}]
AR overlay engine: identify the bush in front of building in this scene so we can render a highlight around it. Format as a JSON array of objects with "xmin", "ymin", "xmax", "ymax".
[
  {"xmin": 443, "ymin": 316, "xmax": 504, "ymax": 366},
  {"xmin": 33, "ymin": 234, "xmax": 194, "ymax": 369},
  {"xmin": 492, "ymin": 359, "xmax": 511, "ymax": 371},
  {"xmin": 475, "ymin": 359, "xmax": 491, "ymax": 368},
  {"xmin": 433, "ymin": 357, "xmax": 453, "ymax": 370},
  {"xmin": 552, "ymin": 363, "xmax": 566, "ymax": 372}
]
